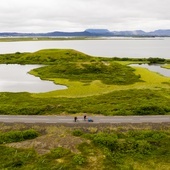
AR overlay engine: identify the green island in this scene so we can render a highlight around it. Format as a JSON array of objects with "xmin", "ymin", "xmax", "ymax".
[{"xmin": 0, "ymin": 49, "xmax": 170, "ymax": 169}]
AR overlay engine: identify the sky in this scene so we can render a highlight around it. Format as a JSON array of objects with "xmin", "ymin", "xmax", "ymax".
[{"xmin": 0, "ymin": 0, "xmax": 170, "ymax": 33}]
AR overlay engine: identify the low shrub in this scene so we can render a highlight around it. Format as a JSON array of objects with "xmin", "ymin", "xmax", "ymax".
[
  {"xmin": 72, "ymin": 154, "xmax": 86, "ymax": 165},
  {"xmin": 47, "ymin": 147, "xmax": 70, "ymax": 159},
  {"xmin": 0, "ymin": 129, "xmax": 39, "ymax": 144},
  {"xmin": 72, "ymin": 129, "xmax": 83, "ymax": 136}
]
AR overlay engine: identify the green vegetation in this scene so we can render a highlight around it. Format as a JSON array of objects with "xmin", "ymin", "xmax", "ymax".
[
  {"xmin": 0, "ymin": 124, "xmax": 169, "ymax": 170},
  {"xmin": 0, "ymin": 49, "xmax": 92, "ymax": 64},
  {"xmin": 148, "ymin": 57, "xmax": 166, "ymax": 64},
  {"xmin": 33, "ymin": 62, "xmax": 140, "ymax": 85},
  {"xmin": 81, "ymin": 129, "xmax": 170, "ymax": 170},
  {"xmin": 0, "ymin": 49, "xmax": 170, "ymax": 115},
  {"xmin": 0, "ymin": 129, "xmax": 39, "ymax": 144},
  {"xmin": 0, "ymin": 89, "xmax": 170, "ymax": 115},
  {"xmin": 0, "ymin": 145, "xmax": 78, "ymax": 170},
  {"xmin": 162, "ymin": 64, "xmax": 170, "ymax": 69}
]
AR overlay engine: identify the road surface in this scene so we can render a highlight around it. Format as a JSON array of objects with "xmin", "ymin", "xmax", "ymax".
[{"xmin": 0, "ymin": 115, "xmax": 170, "ymax": 124}]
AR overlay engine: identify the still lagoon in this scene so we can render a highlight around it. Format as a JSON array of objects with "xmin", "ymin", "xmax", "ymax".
[
  {"xmin": 0, "ymin": 64, "xmax": 67, "ymax": 93},
  {"xmin": 130, "ymin": 64, "xmax": 170, "ymax": 77}
]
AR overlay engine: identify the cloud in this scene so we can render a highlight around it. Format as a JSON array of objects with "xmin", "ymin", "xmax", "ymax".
[{"xmin": 0, "ymin": 0, "xmax": 170, "ymax": 32}]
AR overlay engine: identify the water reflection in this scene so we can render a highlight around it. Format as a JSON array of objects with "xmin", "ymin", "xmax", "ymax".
[
  {"xmin": 0, "ymin": 64, "xmax": 67, "ymax": 93},
  {"xmin": 130, "ymin": 64, "xmax": 170, "ymax": 77}
]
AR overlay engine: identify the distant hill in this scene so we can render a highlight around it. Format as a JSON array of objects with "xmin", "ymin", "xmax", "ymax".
[
  {"xmin": 0, "ymin": 29, "xmax": 170, "ymax": 37},
  {"xmin": 111, "ymin": 29, "xmax": 170, "ymax": 36},
  {"xmin": 85, "ymin": 29, "xmax": 110, "ymax": 34},
  {"xmin": 112, "ymin": 30, "xmax": 146, "ymax": 36},
  {"xmin": 0, "ymin": 31, "xmax": 93, "ymax": 37},
  {"xmin": 147, "ymin": 29, "xmax": 170, "ymax": 36}
]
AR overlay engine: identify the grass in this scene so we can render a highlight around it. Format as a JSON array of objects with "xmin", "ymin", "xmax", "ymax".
[
  {"xmin": 0, "ymin": 129, "xmax": 39, "ymax": 144},
  {"xmin": 162, "ymin": 64, "xmax": 170, "ymax": 69},
  {"xmin": 0, "ymin": 88, "xmax": 169, "ymax": 115},
  {"xmin": 0, "ymin": 124, "xmax": 169, "ymax": 170},
  {"xmin": 31, "ymin": 66, "xmax": 170, "ymax": 98}
]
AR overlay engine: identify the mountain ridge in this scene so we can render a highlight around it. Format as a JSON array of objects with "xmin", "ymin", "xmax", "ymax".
[{"xmin": 0, "ymin": 29, "xmax": 170, "ymax": 37}]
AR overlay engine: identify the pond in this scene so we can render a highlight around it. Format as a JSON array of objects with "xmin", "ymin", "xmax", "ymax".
[
  {"xmin": 130, "ymin": 64, "xmax": 170, "ymax": 77},
  {"xmin": 0, "ymin": 64, "xmax": 67, "ymax": 93}
]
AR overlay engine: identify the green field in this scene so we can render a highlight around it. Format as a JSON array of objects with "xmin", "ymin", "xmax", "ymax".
[{"xmin": 162, "ymin": 64, "xmax": 170, "ymax": 69}]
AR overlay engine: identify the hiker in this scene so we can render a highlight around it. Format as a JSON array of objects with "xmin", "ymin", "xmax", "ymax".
[
  {"xmin": 74, "ymin": 116, "xmax": 77, "ymax": 122},
  {"xmin": 84, "ymin": 115, "xmax": 87, "ymax": 121}
]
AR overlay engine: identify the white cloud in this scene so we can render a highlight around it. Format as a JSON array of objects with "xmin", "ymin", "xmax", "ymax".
[{"xmin": 0, "ymin": 0, "xmax": 170, "ymax": 32}]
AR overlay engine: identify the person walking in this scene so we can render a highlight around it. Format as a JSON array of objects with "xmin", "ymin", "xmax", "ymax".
[
  {"xmin": 84, "ymin": 115, "xmax": 87, "ymax": 121},
  {"xmin": 74, "ymin": 116, "xmax": 77, "ymax": 122}
]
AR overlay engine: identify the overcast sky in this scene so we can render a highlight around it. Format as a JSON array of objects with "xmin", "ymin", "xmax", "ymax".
[{"xmin": 0, "ymin": 0, "xmax": 170, "ymax": 33}]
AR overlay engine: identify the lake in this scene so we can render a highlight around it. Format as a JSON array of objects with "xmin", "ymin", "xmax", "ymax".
[
  {"xmin": 130, "ymin": 64, "xmax": 170, "ymax": 77},
  {"xmin": 0, "ymin": 37, "xmax": 170, "ymax": 59},
  {"xmin": 0, "ymin": 64, "xmax": 67, "ymax": 93}
]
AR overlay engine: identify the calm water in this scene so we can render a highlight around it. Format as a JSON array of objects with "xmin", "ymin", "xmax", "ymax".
[
  {"xmin": 130, "ymin": 64, "xmax": 170, "ymax": 77},
  {"xmin": 0, "ymin": 37, "xmax": 170, "ymax": 58},
  {"xmin": 0, "ymin": 64, "xmax": 67, "ymax": 93}
]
